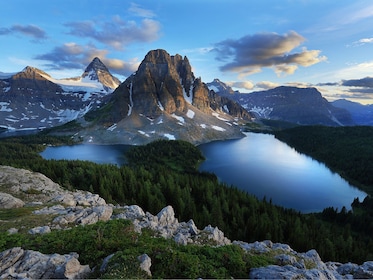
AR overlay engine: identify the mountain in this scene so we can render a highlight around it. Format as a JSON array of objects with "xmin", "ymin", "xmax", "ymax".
[
  {"xmin": 77, "ymin": 49, "xmax": 252, "ymax": 144},
  {"xmin": 81, "ymin": 57, "xmax": 121, "ymax": 91},
  {"xmin": 207, "ymin": 82, "xmax": 354, "ymax": 126},
  {"xmin": 207, "ymin": 78, "xmax": 237, "ymax": 95},
  {"xmin": 332, "ymin": 99, "xmax": 373, "ymax": 126},
  {"xmin": 0, "ymin": 58, "xmax": 120, "ymax": 131}
]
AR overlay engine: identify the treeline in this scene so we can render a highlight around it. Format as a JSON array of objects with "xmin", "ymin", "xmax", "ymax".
[
  {"xmin": 274, "ymin": 125, "xmax": 373, "ymax": 195},
  {"xmin": 0, "ymin": 135, "xmax": 372, "ymax": 263}
]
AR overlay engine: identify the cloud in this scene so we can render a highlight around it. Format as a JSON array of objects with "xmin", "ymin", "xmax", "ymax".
[
  {"xmin": 128, "ymin": 3, "xmax": 156, "ymax": 18},
  {"xmin": 226, "ymin": 81, "xmax": 254, "ymax": 90},
  {"xmin": 0, "ymin": 24, "xmax": 47, "ymax": 41},
  {"xmin": 316, "ymin": 82, "xmax": 339, "ymax": 86},
  {"xmin": 64, "ymin": 16, "xmax": 160, "ymax": 50},
  {"xmin": 255, "ymin": 81, "xmax": 279, "ymax": 90},
  {"xmin": 341, "ymin": 77, "xmax": 373, "ymax": 88},
  {"xmin": 213, "ymin": 31, "xmax": 327, "ymax": 77},
  {"xmin": 35, "ymin": 42, "xmax": 138, "ymax": 77}
]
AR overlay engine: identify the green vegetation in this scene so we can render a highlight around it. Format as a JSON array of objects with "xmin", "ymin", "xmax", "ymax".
[
  {"xmin": 0, "ymin": 219, "xmax": 274, "ymax": 278},
  {"xmin": 0, "ymin": 130, "xmax": 373, "ymax": 273},
  {"xmin": 274, "ymin": 125, "xmax": 373, "ymax": 195}
]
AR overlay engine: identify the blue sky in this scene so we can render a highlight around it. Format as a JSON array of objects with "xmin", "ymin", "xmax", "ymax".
[{"xmin": 1, "ymin": 0, "xmax": 373, "ymax": 104}]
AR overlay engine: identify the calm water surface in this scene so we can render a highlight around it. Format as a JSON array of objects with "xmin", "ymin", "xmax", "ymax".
[
  {"xmin": 198, "ymin": 133, "xmax": 366, "ymax": 213},
  {"xmin": 41, "ymin": 144, "xmax": 131, "ymax": 166},
  {"xmin": 41, "ymin": 133, "xmax": 367, "ymax": 213}
]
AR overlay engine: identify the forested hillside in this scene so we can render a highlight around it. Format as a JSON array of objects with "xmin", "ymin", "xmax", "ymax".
[
  {"xmin": 274, "ymin": 126, "xmax": 373, "ymax": 195},
  {"xmin": 0, "ymin": 133, "xmax": 372, "ymax": 263}
]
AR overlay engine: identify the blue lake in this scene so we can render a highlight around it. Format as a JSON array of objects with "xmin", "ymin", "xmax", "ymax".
[
  {"xmin": 40, "ymin": 132, "xmax": 367, "ymax": 213},
  {"xmin": 198, "ymin": 133, "xmax": 366, "ymax": 213}
]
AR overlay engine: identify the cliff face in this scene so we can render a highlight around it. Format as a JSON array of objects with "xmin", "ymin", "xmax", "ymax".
[{"xmin": 79, "ymin": 49, "xmax": 251, "ymax": 145}]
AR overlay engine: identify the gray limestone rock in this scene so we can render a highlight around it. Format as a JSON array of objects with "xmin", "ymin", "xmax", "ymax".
[
  {"xmin": 0, "ymin": 192, "xmax": 25, "ymax": 209},
  {"xmin": 0, "ymin": 247, "xmax": 90, "ymax": 279}
]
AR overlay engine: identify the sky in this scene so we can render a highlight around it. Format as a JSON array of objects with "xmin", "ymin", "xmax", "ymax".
[{"xmin": 1, "ymin": 0, "xmax": 373, "ymax": 104}]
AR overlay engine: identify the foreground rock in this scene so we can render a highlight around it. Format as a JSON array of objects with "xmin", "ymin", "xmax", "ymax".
[
  {"xmin": 1, "ymin": 165, "xmax": 372, "ymax": 279},
  {"xmin": 0, "ymin": 247, "xmax": 90, "ymax": 279}
]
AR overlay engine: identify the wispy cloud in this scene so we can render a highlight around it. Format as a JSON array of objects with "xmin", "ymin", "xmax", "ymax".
[
  {"xmin": 213, "ymin": 31, "xmax": 326, "ymax": 77},
  {"xmin": 35, "ymin": 42, "xmax": 139, "ymax": 77},
  {"xmin": 64, "ymin": 15, "xmax": 160, "ymax": 50},
  {"xmin": 128, "ymin": 2, "xmax": 156, "ymax": 18},
  {"xmin": 350, "ymin": 37, "xmax": 373, "ymax": 47},
  {"xmin": 0, "ymin": 24, "xmax": 47, "ymax": 41}
]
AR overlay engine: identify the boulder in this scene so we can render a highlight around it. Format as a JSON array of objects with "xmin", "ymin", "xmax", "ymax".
[
  {"xmin": 28, "ymin": 226, "xmax": 51, "ymax": 235},
  {"xmin": 0, "ymin": 247, "xmax": 90, "ymax": 279},
  {"xmin": 138, "ymin": 254, "xmax": 152, "ymax": 276},
  {"xmin": 157, "ymin": 205, "xmax": 178, "ymax": 227},
  {"xmin": 0, "ymin": 192, "xmax": 24, "ymax": 209}
]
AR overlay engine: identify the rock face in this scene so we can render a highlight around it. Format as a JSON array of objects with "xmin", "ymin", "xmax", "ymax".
[
  {"xmin": 0, "ymin": 247, "xmax": 90, "ymax": 279},
  {"xmin": 77, "ymin": 49, "xmax": 251, "ymax": 145},
  {"xmin": 0, "ymin": 192, "xmax": 25, "ymax": 209}
]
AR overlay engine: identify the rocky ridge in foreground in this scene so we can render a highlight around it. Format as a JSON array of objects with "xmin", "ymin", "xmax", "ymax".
[{"xmin": 0, "ymin": 165, "xmax": 372, "ymax": 279}]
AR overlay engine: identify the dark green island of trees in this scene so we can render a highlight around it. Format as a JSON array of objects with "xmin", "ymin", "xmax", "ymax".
[{"xmin": 0, "ymin": 125, "xmax": 372, "ymax": 276}]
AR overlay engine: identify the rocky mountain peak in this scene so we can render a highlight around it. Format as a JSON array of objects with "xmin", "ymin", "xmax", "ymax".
[
  {"xmin": 14, "ymin": 66, "xmax": 51, "ymax": 81},
  {"xmin": 81, "ymin": 57, "xmax": 120, "ymax": 91}
]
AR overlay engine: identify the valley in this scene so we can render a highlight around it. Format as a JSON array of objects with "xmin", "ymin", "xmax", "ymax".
[{"xmin": 1, "ymin": 48, "xmax": 373, "ymax": 278}]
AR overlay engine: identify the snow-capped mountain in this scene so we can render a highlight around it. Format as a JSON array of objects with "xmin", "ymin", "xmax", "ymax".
[
  {"xmin": 75, "ymin": 49, "xmax": 252, "ymax": 145},
  {"xmin": 0, "ymin": 58, "xmax": 120, "ymax": 131}
]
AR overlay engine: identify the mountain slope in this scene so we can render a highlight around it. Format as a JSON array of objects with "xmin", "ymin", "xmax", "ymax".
[
  {"xmin": 78, "ymin": 49, "xmax": 251, "ymax": 144},
  {"xmin": 207, "ymin": 80, "xmax": 354, "ymax": 126},
  {"xmin": 332, "ymin": 99, "xmax": 373, "ymax": 126},
  {"xmin": 0, "ymin": 59, "xmax": 120, "ymax": 131}
]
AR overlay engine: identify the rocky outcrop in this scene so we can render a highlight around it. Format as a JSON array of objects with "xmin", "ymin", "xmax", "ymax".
[
  {"xmin": 2, "ymin": 164, "xmax": 373, "ymax": 279},
  {"xmin": 0, "ymin": 192, "xmax": 25, "ymax": 209},
  {"xmin": 0, "ymin": 247, "xmax": 90, "ymax": 279}
]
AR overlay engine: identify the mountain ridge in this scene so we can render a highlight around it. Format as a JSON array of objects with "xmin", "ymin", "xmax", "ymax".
[{"xmin": 207, "ymin": 79, "xmax": 354, "ymax": 126}]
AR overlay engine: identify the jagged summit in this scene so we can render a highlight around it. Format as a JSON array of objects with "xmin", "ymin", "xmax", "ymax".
[
  {"xmin": 78, "ymin": 49, "xmax": 250, "ymax": 144},
  {"xmin": 81, "ymin": 57, "xmax": 121, "ymax": 91},
  {"xmin": 16, "ymin": 66, "xmax": 52, "ymax": 80},
  {"xmin": 207, "ymin": 78, "xmax": 236, "ymax": 95}
]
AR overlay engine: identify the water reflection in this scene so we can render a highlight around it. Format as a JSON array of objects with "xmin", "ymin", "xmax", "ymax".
[{"xmin": 198, "ymin": 133, "xmax": 366, "ymax": 213}]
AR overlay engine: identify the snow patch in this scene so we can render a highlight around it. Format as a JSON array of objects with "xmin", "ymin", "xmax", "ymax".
[
  {"xmin": 200, "ymin": 124, "xmax": 207, "ymax": 128},
  {"xmin": 127, "ymin": 82, "xmax": 133, "ymax": 116},
  {"xmin": 164, "ymin": 133, "xmax": 176, "ymax": 140},
  {"xmin": 0, "ymin": 102, "xmax": 12, "ymax": 112},
  {"xmin": 250, "ymin": 106, "xmax": 273, "ymax": 118},
  {"xmin": 107, "ymin": 123, "xmax": 117, "ymax": 131},
  {"xmin": 211, "ymin": 125, "xmax": 226, "ymax": 131},
  {"xmin": 208, "ymin": 85, "xmax": 219, "ymax": 92},
  {"xmin": 158, "ymin": 101, "xmax": 164, "ymax": 111},
  {"xmin": 212, "ymin": 112, "xmax": 229, "ymax": 121},
  {"xmin": 138, "ymin": 130, "xmax": 150, "ymax": 137},
  {"xmin": 171, "ymin": 113, "xmax": 185, "ymax": 124},
  {"xmin": 186, "ymin": 109, "xmax": 195, "ymax": 119},
  {"xmin": 182, "ymin": 79, "xmax": 193, "ymax": 104}
]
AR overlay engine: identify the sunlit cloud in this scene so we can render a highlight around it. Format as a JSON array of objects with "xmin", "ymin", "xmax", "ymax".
[
  {"xmin": 213, "ymin": 31, "xmax": 326, "ymax": 77},
  {"xmin": 35, "ymin": 42, "xmax": 138, "ymax": 77},
  {"xmin": 256, "ymin": 81, "xmax": 279, "ymax": 89},
  {"xmin": 0, "ymin": 24, "xmax": 47, "ymax": 41},
  {"xmin": 64, "ymin": 16, "xmax": 161, "ymax": 50},
  {"xmin": 226, "ymin": 81, "xmax": 254, "ymax": 90}
]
